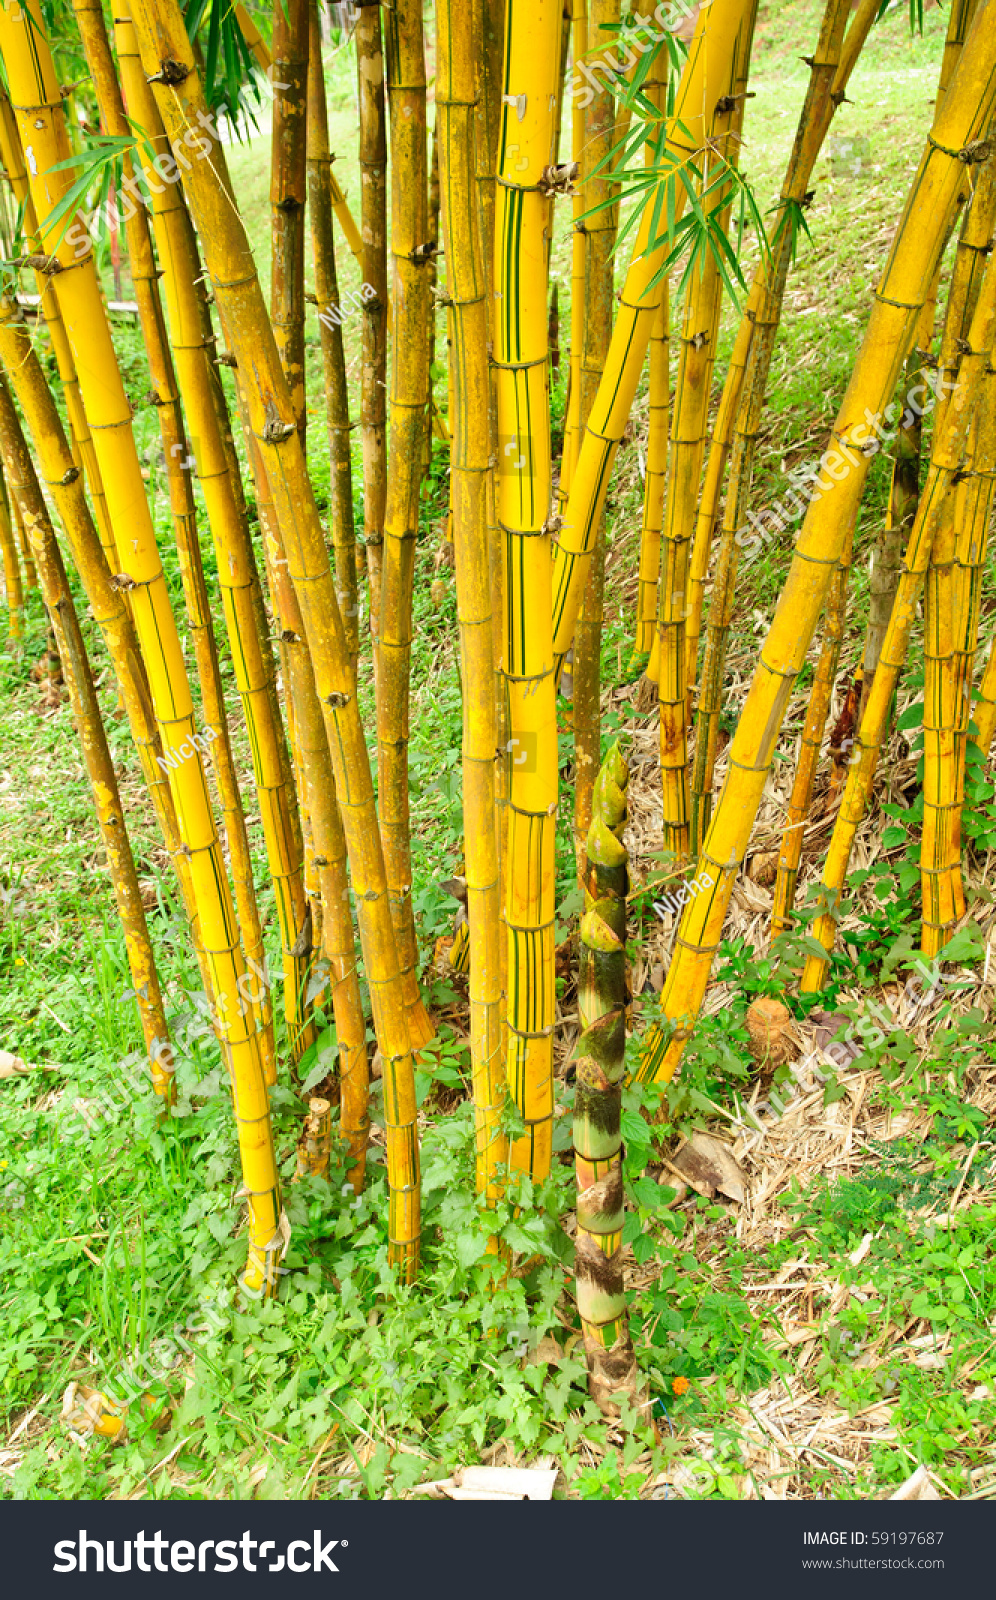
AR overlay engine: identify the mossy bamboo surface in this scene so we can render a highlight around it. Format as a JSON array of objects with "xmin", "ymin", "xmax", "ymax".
[
  {"xmin": 128, "ymin": 0, "xmax": 419, "ymax": 1271},
  {"xmin": 270, "ymin": 0, "xmax": 308, "ymax": 443},
  {"xmin": 437, "ymin": 0, "xmax": 505, "ymax": 1201},
  {"xmin": 0, "ymin": 299, "xmax": 207, "ymax": 987},
  {"xmin": 0, "ymin": 95, "xmax": 117, "ymax": 570},
  {"xmin": 116, "ymin": 14, "xmax": 312, "ymax": 1069},
  {"xmin": 0, "ymin": 373, "xmax": 171, "ymax": 1088},
  {"xmin": 379, "ymin": 0, "xmax": 435, "ymax": 1054},
  {"xmin": 246, "ymin": 426, "xmax": 370, "ymax": 1189},
  {"xmin": 307, "ymin": 5, "xmax": 359, "ymax": 668},
  {"xmin": 76, "ymin": 0, "xmax": 277, "ymax": 1080},
  {"xmin": 0, "ymin": 0, "xmax": 285, "ymax": 1295},
  {"xmin": 682, "ymin": 0, "xmax": 880, "ymax": 710},
  {"xmin": 550, "ymin": 0, "xmax": 756, "ymax": 678},
  {"xmin": 799, "ymin": 251, "xmax": 996, "ymax": 994},
  {"xmin": 659, "ymin": 32, "xmax": 756, "ymax": 860},
  {"xmin": 573, "ymin": 0, "xmax": 620, "ymax": 868},
  {"xmin": 0, "ymin": 461, "xmax": 22, "ymax": 640},
  {"xmin": 494, "ymin": 0, "xmax": 563, "ymax": 1181},
  {"xmin": 355, "ymin": 5, "xmax": 389, "ymax": 658},
  {"xmin": 635, "ymin": 8, "xmax": 996, "ymax": 1080},
  {"xmin": 574, "ymin": 742, "xmax": 640, "ymax": 1412}
]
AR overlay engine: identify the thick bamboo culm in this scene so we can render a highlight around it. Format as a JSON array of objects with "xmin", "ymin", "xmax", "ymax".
[
  {"xmin": 549, "ymin": 0, "xmax": 757, "ymax": 680},
  {"xmin": 636, "ymin": 3, "xmax": 996, "ymax": 1081},
  {"xmin": 115, "ymin": 14, "xmax": 313, "ymax": 1071},
  {"xmin": 127, "ymin": 0, "xmax": 420, "ymax": 1274},
  {"xmin": 0, "ymin": 96, "xmax": 117, "ymax": 570},
  {"xmin": 0, "ymin": 299, "xmax": 209, "ymax": 1002},
  {"xmin": 355, "ymin": 4, "xmax": 389, "ymax": 657},
  {"xmin": 271, "ymin": 0, "xmax": 309, "ymax": 443},
  {"xmin": 798, "ymin": 252, "xmax": 996, "ymax": 991},
  {"xmin": 689, "ymin": 0, "xmax": 854, "ymax": 855},
  {"xmin": 682, "ymin": 0, "xmax": 881, "ymax": 711},
  {"xmin": 436, "ymin": 0, "xmax": 505, "ymax": 1202},
  {"xmin": 75, "ymin": 0, "xmax": 279, "ymax": 1080},
  {"xmin": 658, "ymin": 32, "xmax": 756, "ymax": 861},
  {"xmin": 572, "ymin": 0, "xmax": 621, "ymax": 868},
  {"xmin": 494, "ymin": 0, "xmax": 563, "ymax": 1182},
  {"xmin": 0, "ymin": 372, "xmax": 171, "ymax": 1083},
  {"xmin": 0, "ymin": 1, "xmax": 286, "ymax": 1295},
  {"xmin": 0, "ymin": 461, "xmax": 23, "ymax": 641},
  {"xmin": 573, "ymin": 743, "xmax": 640, "ymax": 1413},
  {"xmin": 972, "ymin": 636, "xmax": 996, "ymax": 758},
  {"xmin": 307, "ymin": 5, "xmax": 359, "ymax": 668},
  {"xmin": 245, "ymin": 428, "xmax": 370, "ymax": 1191},
  {"xmin": 380, "ymin": 0, "xmax": 435, "ymax": 1054}
]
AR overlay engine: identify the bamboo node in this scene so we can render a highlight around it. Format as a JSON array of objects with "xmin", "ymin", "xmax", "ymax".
[
  {"xmin": 60, "ymin": 466, "xmax": 80, "ymax": 486},
  {"xmin": 537, "ymin": 162, "xmax": 578, "ymax": 197},
  {"xmin": 216, "ymin": 351, "xmax": 238, "ymax": 369},
  {"xmin": 408, "ymin": 242, "xmax": 438, "ymax": 264},
  {"xmin": 110, "ymin": 573, "xmax": 137, "ymax": 591},
  {"xmin": 147, "ymin": 60, "xmax": 190, "ymax": 86},
  {"xmin": 325, "ymin": 691, "xmax": 351, "ymax": 709}
]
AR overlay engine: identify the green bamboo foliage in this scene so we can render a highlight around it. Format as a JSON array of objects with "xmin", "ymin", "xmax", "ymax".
[
  {"xmin": 574, "ymin": 743, "xmax": 641, "ymax": 1413},
  {"xmin": 355, "ymin": 4, "xmax": 389, "ymax": 654},
  {"xmin": 0, "ymin": 372, "xmax": 171, "ymax": 1091},
  {"xmin": 307, "ymin": 5, "xmax": 359, "ymax": 668},
  {"xmin": 271, "ymin": 0, "xmax": 309, "ymax": 442},
  {"xmin": 495, "ymin": 0, "xmax": 563, "ymax": 1181},
  {"xmin": 572, "ymin": 0, "xmax": 620, "ymax": 868},
  {"xmin": 436, "ymin": 0, "xmax": 505, "ymax": 1203},
  {"xmin": 380, "ymin": 0, "xmax": 435, "ymax": 1053},
  {"xmin": 639, "ymin": 3, "xmax": 996, "ymax": 1083}
]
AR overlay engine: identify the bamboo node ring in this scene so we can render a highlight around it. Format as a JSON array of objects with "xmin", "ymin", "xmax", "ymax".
[
  {"xmin": 146, "ymin": 59, "xmax": 190, "ymax": 86},
  {"xmin": 326, "ymin": 691, "xmax": 351, "ymax": 709}
]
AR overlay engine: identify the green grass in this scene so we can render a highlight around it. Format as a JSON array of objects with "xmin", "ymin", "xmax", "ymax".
[{"xmin": 2, "ymin": 1, "xmax": 995, "ymax": 1501}]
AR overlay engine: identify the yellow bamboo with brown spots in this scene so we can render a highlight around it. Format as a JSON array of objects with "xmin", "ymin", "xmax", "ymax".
[
  {"xmin": 355, "ymin": 4, "xmax": 389, "ymax": 659},
  {"xmin": 0, "ymin": 0, "xmax": 284, "ymax": 1295},
  {"xmin": 127, "ymin": 0, "xmax": 420, "ymax": 1274},
  {"xmin": 437, "ymin": 0, "xmax": 504, "ymax": 1200},
  {"xmin": 0, "ymin": 371, "xmax": 171, "ymax": 1088},
  {"xmin": 379, "ymin": 0, "xmax": 435, "ymax": 1053},
  {"xmin": 271, "ymin": 0, "xmax": 308, "ymax": 443},
  {"xmin": 635, "ymin": 8, "xmax": 996, "ymax": 1077}
]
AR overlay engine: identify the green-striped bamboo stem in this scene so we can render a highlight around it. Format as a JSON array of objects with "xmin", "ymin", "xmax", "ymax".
[{"xmin": 574, "ymin": 742, "xmax": 640, "ymax": 1413}]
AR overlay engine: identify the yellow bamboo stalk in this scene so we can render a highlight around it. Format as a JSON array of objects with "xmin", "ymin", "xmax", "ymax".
[
  {"xmin": 795, "ymin": 251, "xmax": 996, "ymax": 988},
  {"xmin": 972, "ymin": 635, "xmax": 996, "ymax": 759},
  {"xmin": 307, "ymin": 6, "xmax": 359, "ymax": 669},
  {"xmin": 0, "ymin": 0, "xmax": 284, "ymax": 1294},
  {"xmin": 559, "ymin": 0, "xmax": 587, "ymax": 511},
  {"xmin": 682, "ymin": 0, "xmax": 881, "ymax": 712},
  {"xmin": 437, "ymin": 0, "xmax": 505, "ymax": 1202},
  {"xmin": 0, "ymin": 460, "xmax": 23, "ymax": 640},
  {"xmin": 271, "ymin": 0, "xmax": 308, "ymax": 441},
  {"xmin": 632, "ymin": 285, "xmax": 668, "ymax": 662},
  {"xmin": 0, "ymin": 297, "xmax": 208, "ymax": 996},
  {"xmin": 115, "ymin": 15, "xmax": 313, "ymax": 1070},
  {"xmin": 127, "ymin": 0, "xmax": 420, "ymax": 1274},
  {"xmin": 0, "ymin": 370, "xmax": 171, "ymax": 1085},
  {"xmin": 74, "ymin": 0, "xmax": 278, "ymax": 1079},
  {"xmin": 550, "ymin": 0, "xmax": 757, "ymax": 679},
  {"xmin": 0, "ymin": 95, "xmax": 117, "ymax": 570},
  {"xmin": 379, "ymin": 0, "xmax": 435, "ymax": 1054},
  {"xmin": 494, "ymin": 0, "xmax": 564, "ymax": 1182},
  {"xmin": 355, "ymin": 5, "xmax": 389, "ymax": 659},
  {"xmin": 637, "ymin": 6, "xmax": 996, "ymax": 1077}
]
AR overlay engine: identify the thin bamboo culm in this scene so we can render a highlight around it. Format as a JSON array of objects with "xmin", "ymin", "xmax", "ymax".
[{"xmin": 355, "ymin": 4, "xmax": 389, "ymax": 657}]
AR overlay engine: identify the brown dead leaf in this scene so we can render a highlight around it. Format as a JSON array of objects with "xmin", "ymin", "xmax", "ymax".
[
  {"xmin": 671, "ymin": 1132, "xmax": 748, "ymax": 1204},
  {"xmin": 0, "ymin": 1050, "xmax": 31, "ymax": 1080}
]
